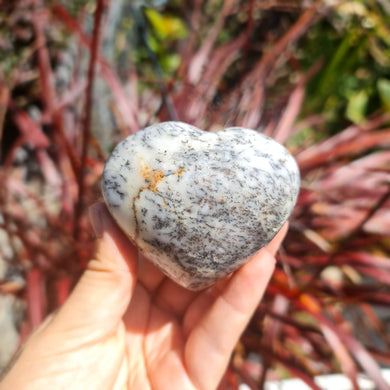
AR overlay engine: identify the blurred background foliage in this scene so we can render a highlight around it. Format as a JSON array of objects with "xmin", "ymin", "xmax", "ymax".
[
  {"xmin": 0, "ymin": 0, "xmax": 390, "ymax": 389},
  {"xmin": 139, "ymin": 0, "xmax": 390, "ymax": 135},
  {"xmin": 302, "ymin": 1, "xmax": 390, "ymax": 128}
]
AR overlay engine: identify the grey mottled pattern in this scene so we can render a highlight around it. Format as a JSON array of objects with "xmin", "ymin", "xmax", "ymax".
[{"xmin": 102, "ymin": 122, "xmax": 300, "ymax": 290}]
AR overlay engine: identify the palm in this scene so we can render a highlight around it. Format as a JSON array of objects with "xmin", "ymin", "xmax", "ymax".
[{"xmin": 123, "ymin": 258, "xmax": 232, "ymax": 390}]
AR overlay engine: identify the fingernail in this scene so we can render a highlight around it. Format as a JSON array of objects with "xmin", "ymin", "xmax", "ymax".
[{"xmin": 89, "ymin": 203, "xmax": 104, "ymax": 238}]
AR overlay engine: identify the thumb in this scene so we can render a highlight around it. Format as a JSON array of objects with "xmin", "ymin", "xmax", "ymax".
[{"xmin": 48, "ymin": 202, "xmax": 138, "ymax": 338}]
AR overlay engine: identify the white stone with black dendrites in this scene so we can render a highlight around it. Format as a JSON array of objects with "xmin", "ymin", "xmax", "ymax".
[{"xmin": 102, "ymin": 121, "xmax": 300, "ymax": 290}]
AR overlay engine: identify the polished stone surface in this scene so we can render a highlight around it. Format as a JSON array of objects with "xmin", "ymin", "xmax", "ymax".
[{"xmin": 102, "ymin": 122, "xmax": 300, "ymax": 290}]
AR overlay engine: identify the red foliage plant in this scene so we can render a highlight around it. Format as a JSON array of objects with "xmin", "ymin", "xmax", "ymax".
[{"xmin": 0, "ymin": 1, "xmax": 389, "ymax": 389}]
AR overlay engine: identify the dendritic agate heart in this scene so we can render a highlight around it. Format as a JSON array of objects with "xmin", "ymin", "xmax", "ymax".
[{"xmin": 102, "ymin": 122, "xmax": 300, "ymax": 290}]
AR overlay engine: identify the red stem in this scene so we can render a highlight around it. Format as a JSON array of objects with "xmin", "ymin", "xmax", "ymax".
[
  {"xmin": 52, "ymin": 4, "xmax": 139, "ymax": 134},
  {"xmin": 74, "ymin": 0, "xmax": 107, "ymax": 240},
  {"xmin": 26, "ymin": 269, "xmax": 45, "ymax": 329}
]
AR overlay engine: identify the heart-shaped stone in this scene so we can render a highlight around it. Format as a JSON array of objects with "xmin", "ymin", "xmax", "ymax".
[{"xmin": 102, "ymin": 122, "xmax": 300, "ymax": 290}]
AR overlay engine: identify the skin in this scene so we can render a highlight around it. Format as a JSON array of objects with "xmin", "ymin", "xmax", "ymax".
[{"xmin": 0, "ymin": 202, "xmax": 287, "ymax": 390}]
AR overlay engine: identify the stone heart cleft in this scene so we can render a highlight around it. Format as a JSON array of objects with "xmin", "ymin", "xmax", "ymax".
[{"xmin": 102, "ymin": 121, "xmax": 300, "ymax": 290}]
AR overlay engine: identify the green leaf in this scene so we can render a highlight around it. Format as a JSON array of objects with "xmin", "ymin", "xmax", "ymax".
[
  {"xmin": 377, "ymin": 78, "xmax": 390, "ymax": 112},
  {"xmin": 345, "ymin": 90, "xmax": 368, "ymax": 124},
  {"xmin": 144, "ymin": 8, "xmax": 188, "ymax": 41}
]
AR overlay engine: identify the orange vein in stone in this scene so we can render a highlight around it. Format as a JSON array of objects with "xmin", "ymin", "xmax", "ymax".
[
  {"xmin": 139, "ymin": 160, "xmax": 164, "ymax": 192},
  {"xmin": 139, "ymin": 159, "xmax": 184, "ymax": 193}
]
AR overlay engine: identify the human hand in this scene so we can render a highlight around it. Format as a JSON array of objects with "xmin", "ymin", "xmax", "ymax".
[{"xmin": 0, "ymin": 202, "xmax": 287, "ymax": 390}]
